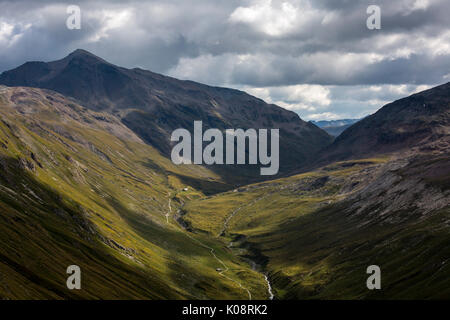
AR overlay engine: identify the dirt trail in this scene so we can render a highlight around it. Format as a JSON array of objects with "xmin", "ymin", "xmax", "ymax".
[
  {"xmin": 165, "ymin": 198, "xmax": 171, "ymax": 224},
  {"xmin": 217, "ymin": 194, "xmax": 269, "ymax": 238},
  {"xmin": 171, "ymin": 200, "xmax": 252, "ymax": 300}
]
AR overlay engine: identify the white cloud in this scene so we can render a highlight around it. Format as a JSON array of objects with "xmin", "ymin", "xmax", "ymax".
[
  {"xmin": 241, "ymin": 83, "xmax": 436, "ymax": 121},
  {"xmin": 87, "ymin": 9, "xmax": 134, "ymax": 42},
  {"xmin": 305, "ymin": 112, "xmax": 339, "ymax": 120},
  {"xmin": 0, "ymin": 21, "xmax": 14, "ymax": 43},
  {"xmin": 411, "ymin": 0, "xmax": 430, "ymax": 11},
  {"xmin": 0, "ymin": 21, "xmax": 30, "ymax": 48},
  {"xmin": 284, "ymin": 85, "xmax": 331, "ymax": 106},
  {"xmin": 229, "ymin": 0, "xmax": 299, "ymax": 36},
  {"xmin": 245, "ymin": 84, "xmax": 330, "ymax": 112}
]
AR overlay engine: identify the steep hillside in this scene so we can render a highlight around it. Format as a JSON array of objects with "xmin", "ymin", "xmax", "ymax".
[
  {"xmin": 318, "ymin": 83, "xmax": 450, "ymax": 163},
  {"xmin": 182, "ymin": 151, "xmax": 450, "ymax": 299},
  {"xmin": 0, "ymin": 86, "xmax": 270, "ymax": 299},
  {"xmin": 0, "ymin": 50, "xmax": 332, "ymax": 184}
]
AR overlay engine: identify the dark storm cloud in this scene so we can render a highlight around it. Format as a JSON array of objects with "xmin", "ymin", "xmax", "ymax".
[
  {"xmin": 0, "ymin": 0, "xmax": 240, "ymax": 72},
  {"xmin": 0, "ymin": 0, "xmax": 449, "ymax": 119}
]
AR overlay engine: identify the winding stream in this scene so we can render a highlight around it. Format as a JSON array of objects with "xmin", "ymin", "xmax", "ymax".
[
  {"xmin": 169, "ymin": 196, "xmax": 275, "ymax": 300},
  {"xmin": 264, "ymin": 274, "xmax": 274, "ymax": 300},
  {"xmin": 244, "ymin": 252, "xmax": 275, "ymax": 300},
  {"xmin": 220, "ymin": 194, "xmax": 276, "ymax": 300}
]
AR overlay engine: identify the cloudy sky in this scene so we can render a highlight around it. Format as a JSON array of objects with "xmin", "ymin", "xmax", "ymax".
[{"xmin": 0, "ymin": 0, "xmax": 449, "ymax": 120}]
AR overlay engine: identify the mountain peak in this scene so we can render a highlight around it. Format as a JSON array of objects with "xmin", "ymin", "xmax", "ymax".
[
  {"xmin": 63, "ymin": 49, "xmax": 108, "ymax": 64},
  {"xmin": 68, "ymin": 48, "xmax": 96, "ymax": 57}
]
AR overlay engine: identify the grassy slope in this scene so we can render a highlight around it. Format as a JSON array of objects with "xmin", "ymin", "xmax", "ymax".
[
  {"xmin": 183, "ymin": 157, "xmax": 450, "ymax": 299},
  {"xmin": 0, "ymin": 87, "xmax": 266, "ymax": 299},
  {"xmin": 1, "ymin": 86, "xmax": 448, "ymax": 300}
]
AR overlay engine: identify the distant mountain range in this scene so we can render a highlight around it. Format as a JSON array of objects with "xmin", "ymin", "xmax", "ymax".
[
  {"xmin": 0, "ymin": 49, "xmax": 332, "ymax": 187},
  {"xmin": 312, "ymin": 119, "xmax": 360, "ymax": 137}
]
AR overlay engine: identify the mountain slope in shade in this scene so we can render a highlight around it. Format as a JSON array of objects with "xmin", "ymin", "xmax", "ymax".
[
  {"xmin": 0, "ymin": 49, "xmax": 332, "ymax": 184},
  {"xmin": 319, "ymin": 83, "xmax": 450, "ymax": 162}
]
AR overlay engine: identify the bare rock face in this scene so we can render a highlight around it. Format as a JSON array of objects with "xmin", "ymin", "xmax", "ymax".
[
  {"xmin": 343, "ymin": 152, "xmax": 450, "ymax": 224},
  {"xmin": 18, "ymin": 157, "xmax": 35, "ymax": 172}
]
